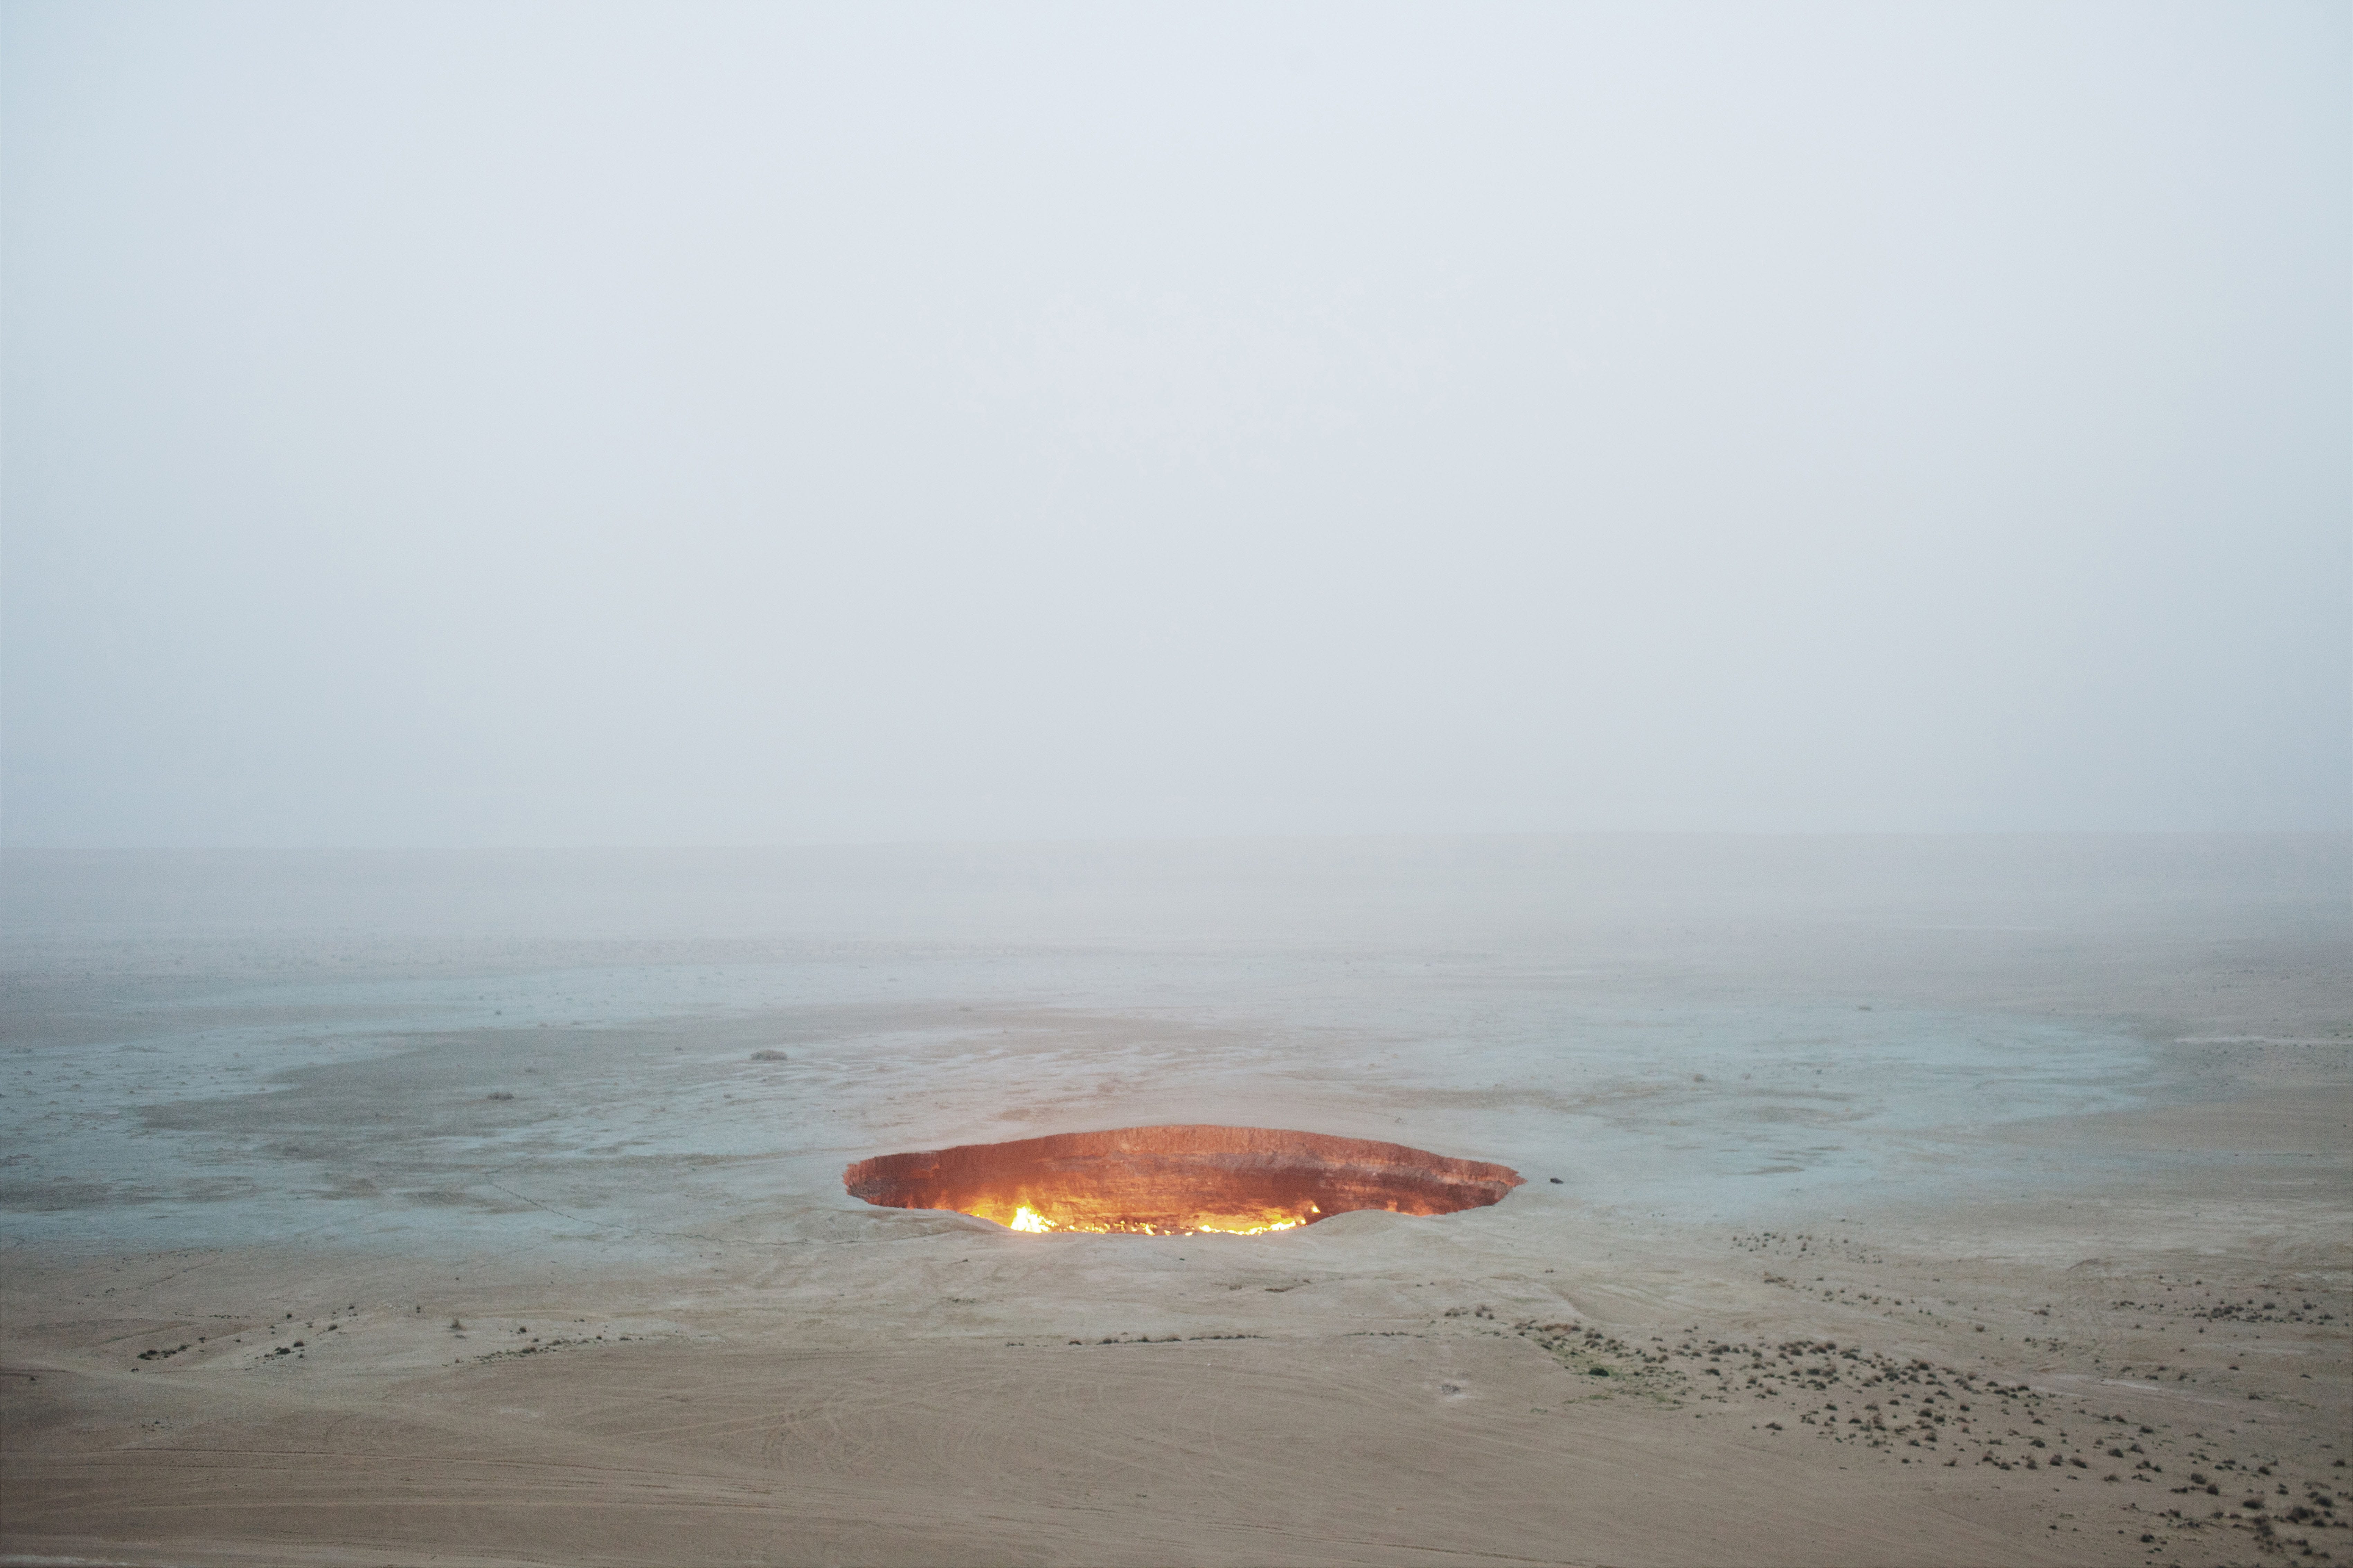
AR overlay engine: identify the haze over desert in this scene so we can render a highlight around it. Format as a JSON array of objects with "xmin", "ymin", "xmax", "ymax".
[
  {"xmin": 3, "ymin": 2, "xmax": 2346, "ymax": 1562},
  {"xmin": 2, "ymin": 838, "xmax": 2346, "ymax": 1565}
]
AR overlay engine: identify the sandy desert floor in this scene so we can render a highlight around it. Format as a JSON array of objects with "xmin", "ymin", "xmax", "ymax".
[{"xmin": 2, "ymin": 838, "xmax": 2347, "ymax": 1566}]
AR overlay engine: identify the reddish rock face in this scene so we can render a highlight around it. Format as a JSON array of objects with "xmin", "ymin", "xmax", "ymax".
[{"xmin": 843, "ymin": 1124, "xmax": 1523, "ymax": 1235}]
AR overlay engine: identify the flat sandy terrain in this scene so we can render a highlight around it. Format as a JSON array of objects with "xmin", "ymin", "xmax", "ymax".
[{"xmin": 3, "ymin": 838, "xmax": 2347, "ymax": 1566}]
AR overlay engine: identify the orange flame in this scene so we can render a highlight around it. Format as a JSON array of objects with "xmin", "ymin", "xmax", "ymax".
[
  {"xmin": 995, "ymin": 1201, "xmax": 1319, "ymax": 1236},
  {"xmin": 843, "ymin": 1125, "xmax": 1525, "ymax": 1237}
]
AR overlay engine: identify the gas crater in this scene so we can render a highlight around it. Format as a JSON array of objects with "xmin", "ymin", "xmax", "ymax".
[{"xmin": 843, "ymin": 1124, "xmax": 1524, "ymax": 1235}]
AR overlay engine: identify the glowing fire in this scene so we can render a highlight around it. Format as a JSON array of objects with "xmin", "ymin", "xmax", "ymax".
[
  {"xmin": 1001, "ymin": 1201, "xmax": 1317, "ymax": 1236},
  {"xmin": 843, "ymin": 1125, "xmax": 1525, "ymax": 1237}
]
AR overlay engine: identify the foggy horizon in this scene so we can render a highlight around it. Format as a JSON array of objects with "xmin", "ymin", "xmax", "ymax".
[
  {"xmin": 5, "ymin": 1, "xmax": 2347, "ymax": 848},
  {"xmin": 5, "ymin": 12, "xmax": 2350, "ymax": 1559}
]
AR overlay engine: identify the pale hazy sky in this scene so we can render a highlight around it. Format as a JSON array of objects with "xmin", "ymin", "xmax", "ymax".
[{"xmin": 3, "ymin": 1, "xmax": 2345, "ymax": 846}]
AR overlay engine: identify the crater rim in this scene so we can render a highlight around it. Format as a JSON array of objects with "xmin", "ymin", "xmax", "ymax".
[{"xmin": 842, "ymin": 1121, "xmax": 1525, "ymax": 1236}]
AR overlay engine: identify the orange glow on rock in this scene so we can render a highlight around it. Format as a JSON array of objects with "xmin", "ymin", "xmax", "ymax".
[{"xmin": 843, "ymin": 1125, "xmax": 1523, "ymax": 1235}]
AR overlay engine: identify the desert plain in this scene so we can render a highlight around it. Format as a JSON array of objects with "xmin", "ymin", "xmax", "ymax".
[{"xmin": 2, "ymin": 836, "xmax": 2347, "ymax": 1566}]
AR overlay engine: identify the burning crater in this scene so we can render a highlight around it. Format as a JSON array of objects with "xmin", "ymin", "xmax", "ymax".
[{"xmin": 843, "ymin": 1124, "xmax": 1523, "ymax": 1235}]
